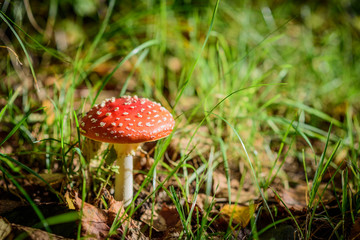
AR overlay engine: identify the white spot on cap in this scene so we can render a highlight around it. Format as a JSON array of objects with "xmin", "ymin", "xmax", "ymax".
[
  {"xmin": 116, "ymin": 117, "xmax": 120, "ymax": 120},
  {"xmin": 106, "ymin": 112, "xmax": 111, "ymax": 116},
  {"xmin": 140, "ymin": 100, "xmax": 146, "ymax": 104},
  {"xmin": 110, "ymin": 131, "xmax": 115, "ymax": 134},
  {"xmin": 160, "ymin": 107, "xmax": 166, "ymax": 111},
  {"xmin": 100, "ymin": 122, "xmax": 106, "ymax": 127},
  {"xmin": 124, "ymin": 101, "xmax": 131, "ymax": 105},
  {"xmin": 88, "ymin": 115, "xmax": 92, "ymax": 118},
  {"xmin": 130, "ymin": 106, "xmax": 135, "ymax": 109},
  {"xmin": 111, "ymin": 97, "xmax": 115, "ymax": 102},
  {"xmin": 81, "ymin": 122, "xmax": 85, "ymax": 127},
  {"xmin": 146, "ymin": 122, "xmax": 152, "ymax": 127},
  {"xmin": 96, "ymin": 111, "xmax": 102, "ymax": 115},
  {"xmin": 111, "ymin": 122, "xmax": 116, "ymax": 126},
  {"xmin": 114, "ymin": 107, "xmax": 119, "ymax": 111},
  {"xmin": 129, "ymin": 123, "xmax": 133, "ymax": 126},
  {"xmin": 138, "ymin": 122, "xmax": 143, "ymax": 126},
  {"xmin": 119, "ymin": 131, "xmax": 124, "ymax": 134},
  {"xmin": 158, "ymin": 120, "xmax": 162, "ymax": 123},
  {"xmin": 137, "ymin": 113, "xmax": 142, "ymax": 118},
  {"xmin": 125, "ymin": 118, "xmax": 130, "ymax": 121},
  {"xmin": 91, "ymin": 118, "xmax": 97, "ymax": 123},
  {"xmin": 154, "ymin": 114, "xmax": 159, "ymax": 118},
  {"xmin": 126, "ymin": 134, "xmax": 132, "ymax": 137},
  {"xmin": 141, "ymin": 108, "xmax": 145, "ymax": 112},
  {"xmin": 123, "ymin": 112, "xmax": 129, "ymax": 115},
  {"xmin": 163, "ymin": 117, "xmax": 167, "ymax": 121},
  {"xmin": 95, "ymin": 133, "xmax": 99, "ymax": 136},
  {"xmin": 119, "ymin": 123, "xmax": 123, "ymax": 127},
  {"xmin": 153, "ymin": 110, "xmax": 157, "ymax": 113},
  {"xmin": 148, "ymin": 112, "xmax": 152, "ymax": 114},
  {"xmin": 100, "ymin": 102, "xmax": 105, "ymax": 107},
  {"xmin": 125, "ymin": 127, "xmax": 131, "ymax": 130}
]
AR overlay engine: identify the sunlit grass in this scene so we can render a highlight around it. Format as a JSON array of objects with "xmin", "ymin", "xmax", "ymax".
[{"xmin": 0, "ymin": 0, "xmax": 359, "ymax": 239}]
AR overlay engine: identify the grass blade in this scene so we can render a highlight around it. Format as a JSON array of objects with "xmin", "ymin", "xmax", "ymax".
[
  {"xmin": 211, "ymin": 112, "xmax": 275, "ymax": 223},
  {"xmin": 173, "ymin": 0, "xmax": 220, "ymax": 108},
  {"xmin": 0, "ymin": 11, "xmax": 39, "ymax": 88},
  {"xmin": 0, "ymin": 107, "xmax": 43, "ymax": 146},
  {"xmin": 0, "ymin": 165, "xmax": 51, "ymax": 232},
  {"xmin": 0, "ymin": 104, "xmax": 7, "ymax": 121},
  {"xmin": 92, "ymin": 39, "xmax": 159, "ymax": 105}
]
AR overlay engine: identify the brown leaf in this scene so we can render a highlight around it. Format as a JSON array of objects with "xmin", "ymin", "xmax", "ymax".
[
  {"xmin": 8, "ymin": 223, "xmax": 72, "ymax": 240},
  {"xmin": 29, "ymin": 173, "xmax": 65, "ymax": 188},
  {"xmin": 349, "ymin": 217, "xmax": 360, "ymax": 240},
  {"xmin": 158, "ymin": 203, "xmax": 182, "ymax": 229},
  {"xmin": 140, "ymin": 203, "xmax": 181, "ymax": 233},
  {"xmin": 213, "ymin": 171, "xmax": 229, "ymax": 196},
  {"xmin": 140, "ymin": 209, "xmax": 167, "ymax": 232},
  {"xmin": 0, "ymin": 217, "xmax": 11, "ymax": 239},
  {"xmin": 278, "ymin": 182, "xmax": 334, "ymax": 211},
  {"xmin": 71, "ymin": 191, "xmax": 145, "ymax": 240},
  {"xmin": 0, "ymin": 199, "xmax": 26, "ymax": 215},
  {"xmin": 279, "ymin": 185, "xmax": 308, "ymax": 211},
  {"xmin": 73, "ymin": 193, "xmax": 110, "ymax": 239},
  {"xmin": 212, "ymin": 172, "xmax": 257, "ymax": 204},
  {"xmin": 106, "ymin": 195, "xmax": 127, "ymax": 226}
]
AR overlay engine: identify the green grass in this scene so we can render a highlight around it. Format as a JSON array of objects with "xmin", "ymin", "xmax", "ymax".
[{"xmin": 1, "ymin": 0, "xmax": 359, "ymax": 239}]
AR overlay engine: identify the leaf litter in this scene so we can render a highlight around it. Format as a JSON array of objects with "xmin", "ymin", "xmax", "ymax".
[
  {"xmin": 1, "ymin": 138, "xmax": 352, "ymax": 240},
  {"xmin": 71, "ymin": 190, "xmax": 145, "ymax": 240}
]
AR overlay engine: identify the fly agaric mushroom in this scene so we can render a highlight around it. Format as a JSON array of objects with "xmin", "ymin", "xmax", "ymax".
[{"xmin": 79, "ymin": 96, "xmax": 175, "ymax": 206}]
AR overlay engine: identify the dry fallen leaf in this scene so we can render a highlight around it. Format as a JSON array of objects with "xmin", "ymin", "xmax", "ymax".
[
  {"xmin": 64, "ymin": 191, "xmax": 75, "ymax": 210},
  {"xmin": 158, "ymin": 204, "xmax": 182, "ymax": 229},
  {"xmin": 220, "ymin": 204, "xmax": 256, "ymax": 228},
  {"xmin": 73, "ymin": 194, "xmax": 110, "ymax": 239},
  {"xmin": 213, "ymin": 171, "xmax": 229, "ymax": 196},
  {"xmin": 7, "ymin": 223, "xmax": 72, "ymax": 240},
  {"xmin": 0, "ymin": 199, "xmax": 26, "ymax": 215},
  {"xmin": 29, "ymin": 173, "xmax": 65, "ymax": 188},
  {"xmin": 0, "ymin": 217, "xmax": 11, "ymax": 240},
  {"xmin": 211, "ymin": 171, "xmax": 257, "ymax": 204},
  {"xmin": 140, "ymin": 209, "xmax": 167, "ymax": 232},
  {"xmin": 140, "ymin": 203, "xmax": 182, "ymax": 233},
  {"xmin": 349, "ymin": 217, "xmax": 360, "ymax": 240},
  {"xmin": 278, "ymin": 182, "xmax": 334, "ymax": 211},
  {"xmin": 71, "ymin": 190, "xmax": 145, "ymax": 240}
]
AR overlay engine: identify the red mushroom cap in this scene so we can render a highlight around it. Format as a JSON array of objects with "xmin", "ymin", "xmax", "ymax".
[{"xmin": 79, "ymin": 96, "xmax": 175, "ymax": 144}]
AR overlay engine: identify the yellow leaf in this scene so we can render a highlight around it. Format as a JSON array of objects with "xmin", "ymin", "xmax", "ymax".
[
  {"xmin": 29, "ymin": 173, "xmax": 65, "ymax": 187},
  {"xmin": 65, "ymin": 191, "xmax": 75, "ymax": 210},
  {"xmin": 220, "ymin": 204, "xmax": 255, "ymax": 228}
]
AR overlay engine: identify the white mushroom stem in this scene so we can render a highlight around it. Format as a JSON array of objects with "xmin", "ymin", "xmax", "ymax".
[{"xmin": 113, "ymin": 143, "xmax": 140, "ymax": 206}]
